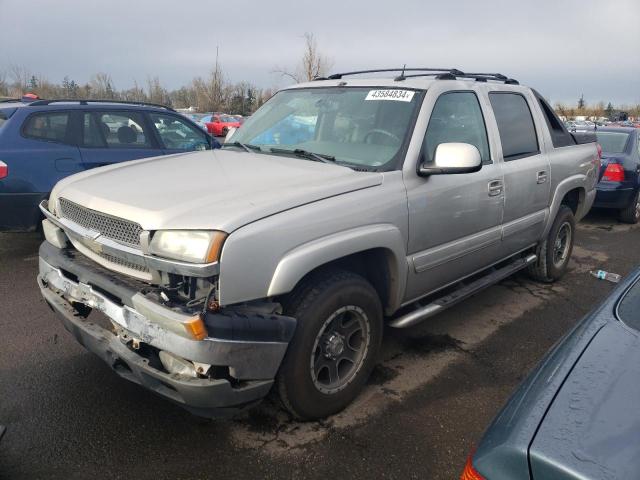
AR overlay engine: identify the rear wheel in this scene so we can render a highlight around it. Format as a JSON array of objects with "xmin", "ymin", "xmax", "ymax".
[
  {"xmin": 221, "ymin": 126, "xmax": 229, "ymax": 136},
  {"xmin": 276, "ymin": 269, "xmax": 383, "ymax": 420},
  {"xmin": 528, "ymin": 205, "xmax": 575, "ymax": 283},
  {"xmin": 618, "ymin": 190, "xmax": 640, "ymax": 224}
]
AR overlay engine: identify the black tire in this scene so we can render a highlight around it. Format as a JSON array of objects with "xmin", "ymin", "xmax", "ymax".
[
  {"xmin": 527, "ymin": 205, "xmax": 576, "ymax": 283},
  {"xmin": 619, "ymin": 190, "xmax": 640, "ymax": 224},
  {"xmin": 276, "ymin": 269, "xmax": 383, "ymax": 420},
  {"xmin": 221, "ymin": 127, "xmax": 229, "ymax": 136}
]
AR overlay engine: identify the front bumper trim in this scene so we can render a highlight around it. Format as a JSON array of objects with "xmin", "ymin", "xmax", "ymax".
[{"xmin": 40, "ymin": 284, "xmax": 272, "ymax": 417}]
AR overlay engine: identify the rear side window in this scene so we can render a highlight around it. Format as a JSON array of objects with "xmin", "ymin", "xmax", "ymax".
[
  {"xmin": 596, "ymin": 132, "xmax": 630, "ymax": 154},
  {"xmin": 23, "ymin": 112, "xmax": 71, "ymax": 143},
  {"xmin": 489, "ymin": 93, "xmax": 539, "ymax": 160},
  {"xmin": 93, "ymin": 111, "xmax": 151, "ymax": 148},
  {"xmin": 423, "ymin": 91, "xmax": 491, "ymax": 164},
  {"xmin": 536, "ymin": 94, "xmax": 575, "ymax": 148}
]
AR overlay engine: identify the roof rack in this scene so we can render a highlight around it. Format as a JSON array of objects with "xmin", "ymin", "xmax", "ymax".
[
  {"xmin": 315, "ymin": 67, "xmax": 518, "ymax": 85},
  {"xmin": 27, "ymin": 99, "xmax": 175, "ymax": 111}
]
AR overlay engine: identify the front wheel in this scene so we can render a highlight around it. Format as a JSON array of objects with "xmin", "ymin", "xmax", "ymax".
[
  {"xmin": 619, "ymin": 190, "xmax": 640, "ymax": 224},
  {"xmin": 528, "ymin": 205, "xmax": 576, "ymax": 283},
  {"xmin": 276, "ymin": 269, "xmax": 383, "ymax": 420}
]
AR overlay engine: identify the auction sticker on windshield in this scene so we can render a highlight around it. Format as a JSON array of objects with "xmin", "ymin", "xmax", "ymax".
[{"xmin": 365, "ymin": 90, "xmax": 415, "ymax": 102}]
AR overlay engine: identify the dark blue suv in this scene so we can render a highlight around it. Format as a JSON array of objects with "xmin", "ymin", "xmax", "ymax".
[{"xmin": 0, "ymin": 99, "xmax": 220, "ymax": 231}]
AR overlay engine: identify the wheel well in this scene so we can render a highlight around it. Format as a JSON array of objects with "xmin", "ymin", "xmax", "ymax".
[
  {"xmin": 560, "ymin": 187, "xmax": 584, "ymax": 215},
  {"xmin": 286, "ymin": 248, "xmax": 394, "ymax": 313}
]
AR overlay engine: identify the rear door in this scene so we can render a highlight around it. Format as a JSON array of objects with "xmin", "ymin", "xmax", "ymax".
[
  {"xmin": 0, "ymin": 110, "xmax": 83, "ymax": 230},
  {"xmin": 147, "ymin": 112, "xmax": 212, "ymax": 154},
  {"xmin": 78, "ymin": 109, "xmax": 162, "ymax": 169},
  {"xmin": 487, "ymin": 90, "xmax": 550, "ymax": 253}
]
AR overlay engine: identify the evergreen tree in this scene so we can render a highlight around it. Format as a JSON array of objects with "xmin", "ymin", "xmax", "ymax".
[
  {"xmin": 577, "ymin": 94, "xmax": 585, "ymax": 110},
  {"xmin": 27, "ymin": 75, "xmax": 38, "ymax": 91},
  {"xmin": 605, "ymin": 102, "xmax": 614, "ymax": 119}
]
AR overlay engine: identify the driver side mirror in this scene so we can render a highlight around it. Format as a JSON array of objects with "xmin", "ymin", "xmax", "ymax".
[
  {"xmin": 224, "ymin": 127, "xmax": 237, "ymax": 144},
  {"xmin": 419, "ymin": 142, "xmax": 482, "ymax": 176}
]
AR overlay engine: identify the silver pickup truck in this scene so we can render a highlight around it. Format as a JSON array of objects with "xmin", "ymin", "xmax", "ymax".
[{"xmin": 37, "ymin": 68, "xmax": 599, "ymax": 420}]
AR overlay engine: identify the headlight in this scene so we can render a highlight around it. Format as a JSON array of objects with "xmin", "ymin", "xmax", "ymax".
[{"xmin": 149, "ymin": 230, "xmax": 227, "ymax": 263}]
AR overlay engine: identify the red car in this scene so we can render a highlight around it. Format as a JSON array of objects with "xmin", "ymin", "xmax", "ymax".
[{"xmin": 203, "ymin": 114, "xmax": 241, "ymax": 137}]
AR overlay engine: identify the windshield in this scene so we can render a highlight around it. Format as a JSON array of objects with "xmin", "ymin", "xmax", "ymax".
[
  {"xmin": 222, "ymin": 116, "xmax": 237, "ymax": 123},
  {"xmin": 596, "ymin": 131, "xmax": 630, "ymax": 154},
  {"xmin": 231, "ymin": 87, "xmax": 422, "ymax": 169}
]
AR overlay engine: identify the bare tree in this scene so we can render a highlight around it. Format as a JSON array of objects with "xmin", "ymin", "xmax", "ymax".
[
  {"xmin": 146, "ymin": 76, "xmax": 171, "ymax": 105},
  {"xmin": 90, "ymin": 72, "xmax": 117, "ymax": 99},
  {"xmin": 9, "ymin": 64, "xmax": 31, "ymax": 91},
  {"xmin": 273, "ymin": 33, "xmax": 333, "ymax": 82},
  {"xmin": 193, "ymin": 61, "xmax": 226, "ymax": 112}
]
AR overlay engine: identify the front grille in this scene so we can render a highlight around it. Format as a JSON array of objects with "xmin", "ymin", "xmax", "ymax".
[
  {"xmin": 98, "ymin": 251, "xmax": 149, "ymax": 273},
  {"xmin": 59, "ymin": 198, "xmax": 143, "ymax": 247}
]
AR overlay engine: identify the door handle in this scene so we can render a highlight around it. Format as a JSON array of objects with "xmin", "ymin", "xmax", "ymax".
[
  {"xmin": 488, "ymin": 180, "xmax": 503, "ymax": 197},
  {"xmin": 537, "ymin": 170, "xmax": 548, "ymax": 184}
]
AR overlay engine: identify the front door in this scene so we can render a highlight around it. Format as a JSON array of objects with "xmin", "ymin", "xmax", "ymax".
[
  {"xmin": 79, "ymin": 110, "xmax": 161, "ymax": 170},
  {"xmin": 403, "ymin": 91, "xmax": 504, "ymax": 302}
]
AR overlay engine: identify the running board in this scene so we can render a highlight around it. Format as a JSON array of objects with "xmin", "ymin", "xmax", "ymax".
[{"xmin": 389, "ymin": 254, "xmax": 537, "ymax": 329}]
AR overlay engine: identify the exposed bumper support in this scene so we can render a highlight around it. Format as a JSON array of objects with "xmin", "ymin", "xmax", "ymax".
[{"xmin": 38, "ymin": 241, "xmax": 296, "ymax": 417}]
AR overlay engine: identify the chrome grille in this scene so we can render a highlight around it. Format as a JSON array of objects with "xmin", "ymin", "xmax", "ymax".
[{"xmin": 58, "ymin": 198, "xmax": 142, "ymax": 247}]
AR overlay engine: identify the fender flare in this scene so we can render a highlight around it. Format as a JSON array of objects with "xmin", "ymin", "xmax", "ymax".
[
  {"xmin": 267, "ymin": 224, "xmax": 408, "ymax": 313},
  {"xmin": 544, "ymin": 174, "xmax": 588, "ymax": 237}
]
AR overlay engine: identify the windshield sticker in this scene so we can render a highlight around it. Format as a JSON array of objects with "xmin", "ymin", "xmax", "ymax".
[{"xmin": 365, "ymin": 90, "xmax": 415, "ymax": 102}]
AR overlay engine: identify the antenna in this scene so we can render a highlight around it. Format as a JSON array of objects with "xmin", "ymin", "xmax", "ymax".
[{"xmin": 394, "ymin": 64, "xmax": 407, "ymax": 81}]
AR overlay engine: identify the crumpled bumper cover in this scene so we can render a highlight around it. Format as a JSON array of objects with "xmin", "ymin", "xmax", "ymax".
[{"xmin": 38, "ymin": 240, "xmax": 296, "ymax": 417}]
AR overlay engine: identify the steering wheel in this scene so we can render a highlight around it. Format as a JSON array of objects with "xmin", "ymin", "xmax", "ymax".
[{"xmin": 363, "ymin": 129, "xmax": 401, "ymax": 144}]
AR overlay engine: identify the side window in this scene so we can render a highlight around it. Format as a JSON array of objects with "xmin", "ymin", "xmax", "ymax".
[
  {"xmin": 489, "ymin": 93, "xmax": 539, "ymax": 160},
  {"xmin": 83, "ymin": 112, "xmax": 106, "ymax": 147},
  {"xmin": 150, "ymin": 113, "xmax": 210, "ymax": 151},
  {"xmin": 423, "ymin": 92, "xmax": 491, "ymax": 164},
  {"xmin": 94, "ymin": 111, "xmax": 151, "ymax": 148},
  {"xmin": 536, "ymin": 95, "xmax": 575, "ymax": 148},
  {"xmin": 23, "ymin": 112, "xmax": 71, "ymax": 144}
]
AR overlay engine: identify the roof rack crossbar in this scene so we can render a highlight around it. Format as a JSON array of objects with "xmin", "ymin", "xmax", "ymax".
[
  {"xmin": 26, "ymin": 99, "xmax": 175, "ymax": 111},
  {"xmin": 323, "ymin": 68, "xmax": 459, "ymax": 80},
  {"xmin": 401, "ymin": 71, "xmax": 518, "ymax": 84},
  {"xmin": 318, "ymin": 68, "xmax": 518, "ymax": 84}
]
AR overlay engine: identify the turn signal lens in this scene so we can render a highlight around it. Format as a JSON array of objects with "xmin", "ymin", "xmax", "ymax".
[
  {"xmin": 183, "ymin": 315, "xmax": 208, "ymax": 340},
  {"xmin": 0, "ymin": 161, "xmax": 7, "ymax": 179},
  {"xmin": 205, "ymin": 231, "xmax": 227, "ymax": 262},
  {"xmin": 603, "ymin": 163, "xmax": 624, "ymax": 182},
  {"xmin": 460, "ymin": 454, "xmax": 486, "ymax": 480}
]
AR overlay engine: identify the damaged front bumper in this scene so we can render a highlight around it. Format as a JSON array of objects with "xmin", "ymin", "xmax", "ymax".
[{"xmin": 38, "ymin": 241, "xmax": 296, "ymax": 418}]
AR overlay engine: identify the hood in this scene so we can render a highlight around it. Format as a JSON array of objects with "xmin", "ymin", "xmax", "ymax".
[
  {"xmin": 50, "ymin": 149, "xmax": 382, "ymax": 232},
  {"xmin": 529, "ymin": 320, "xmax": 640, "ymax": 479}
]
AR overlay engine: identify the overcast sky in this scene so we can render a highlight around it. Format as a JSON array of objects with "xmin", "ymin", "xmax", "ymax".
[{"xmin": 1, "ymin": 0, "xmax": 638, "ymax": 105}]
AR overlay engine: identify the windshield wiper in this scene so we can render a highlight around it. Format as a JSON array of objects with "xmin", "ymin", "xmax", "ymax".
[
  {"xmin": 270, "ymin": 148, "xmax": 336, "ymax": 164},
  {"xmin": 222, "ymin": 141, "xmax": 262, "ymax": 153}
]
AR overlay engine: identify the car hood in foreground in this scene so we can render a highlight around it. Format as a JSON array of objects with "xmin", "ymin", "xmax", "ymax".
[
  {"xmin": 472, "ymin": 271, "xmax": 640, "ymax": 480},
  {"xmin": 49, "ymin": 149, "xmax": 382, "ymax": 232},
  {"xmin": 529, "ymin": 319, "xmax": 640, "ymax": 479}
]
